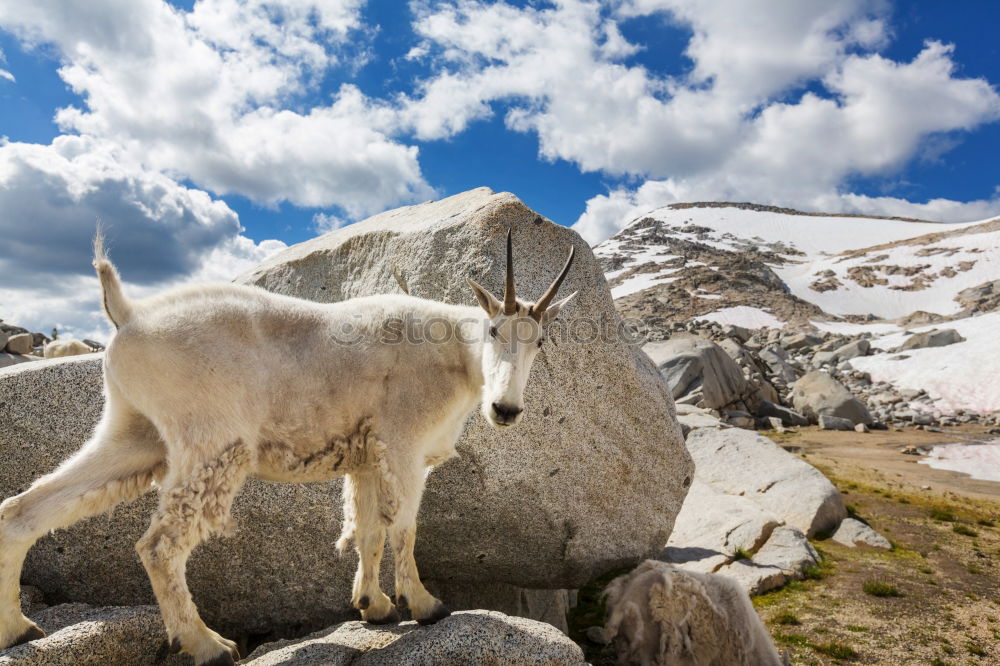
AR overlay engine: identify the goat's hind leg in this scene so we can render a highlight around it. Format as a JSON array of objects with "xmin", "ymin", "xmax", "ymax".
[
  {"xmin": 136, "ymin": 440, "xmax": 250, "ymax": 666},
  {"xmin": 0, "ymin": 403, "xmax": 164, "ymax": 649}
]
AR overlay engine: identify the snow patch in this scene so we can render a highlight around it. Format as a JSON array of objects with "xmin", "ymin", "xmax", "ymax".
[
  {"xmin": 919, "ymin": 441, "xmax": 1000, "ymax": 483},
  {"xmin": 696, "ymin": 306, "xmax": 785, "ymax": 329},
  {"xmin": 850, "ymin": 313, "xmax": 1000, "ymax": 413}
]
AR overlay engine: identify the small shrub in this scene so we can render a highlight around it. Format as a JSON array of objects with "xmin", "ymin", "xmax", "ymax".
[
  {"xmin": 978, "ymin": 519, "xmax": 995, "ymax": 528},
  {"xmin": 802, "ymin": 564, "xmax": 828, "ymax": 580},
  {"xmin": 930, "ymin": 507, "xmax": 957, "ymax": 522},
  {"xmin": 732, "ymin": 547, "xmax": 752, "ymax": 561},
  {"xmin": 953, "ymin": 524, "xmax": 978, "ymax": 537},
  {"xmin": 863, "ymin": 579, "xmax": 902, "ymax": 597},
  {"xmin": 967, "ymin": 642, "xmax": 986, "ymax": 657},
  {"xmin": 772, "ymin": 610, "xmax": 800, "ymax": 625},
  {"xmin": 919, "ymin": 566, "xmax": 934, "ymax": 574},
  {"xmin": 813, "ymin": 640, "xmax": 858, "ymax": 660}
]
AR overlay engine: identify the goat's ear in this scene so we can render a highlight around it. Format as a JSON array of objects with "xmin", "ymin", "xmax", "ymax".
[
  {"xmin": 540, "ymin": 291, "xmax": 577, "ymax": 325},
  {"xmin": 467, "ymin": 278, "xmax": 501, "ymax": 317}
]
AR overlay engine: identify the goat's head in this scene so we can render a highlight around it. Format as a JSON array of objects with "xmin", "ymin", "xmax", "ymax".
[{"xmin": 467, "ymin": 230, "xmax": 576, "ymax": 429}]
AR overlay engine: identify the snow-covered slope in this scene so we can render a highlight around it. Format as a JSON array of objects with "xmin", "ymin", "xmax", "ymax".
[
  {"xmin": 596, "ymin": 202, "xmax": 1000, "ymax": 415},
  {"xmin": 595, "ymin": 202, "xmax": 999, "ymax": 325},
  {"xmin": 850, "ymin": 312, "xmax": 1000, "ymax": 414}
]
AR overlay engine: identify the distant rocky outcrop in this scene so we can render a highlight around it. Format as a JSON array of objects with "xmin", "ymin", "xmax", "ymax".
[
  {"xmin": 0, "ymin": 319, "xmax": 102, "ymax": 368},
  {"xmin": 789, "ymin": 371, "xmax": 873, "ymax": 427},
  {"xmin": 897, "ymin": 327, "xmax": 964, "ymax": 351}
]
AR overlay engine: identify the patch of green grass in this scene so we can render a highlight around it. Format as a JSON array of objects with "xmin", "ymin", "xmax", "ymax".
[
  {"xmin": 802, "ymin": 564, "xmax": 829, "ymax": 581},
  {"xmin": 930, "ymin": 659, "xmax": 952, "ymax": 666},
  {"xmin": 863, "ymin": 579, "xmax": 902, "ymax": 597},
  {"xmin": 845, "ymin": 625, "xmax": 868, "ymax": 632},
  {"xmin": 813, "ymin": 640, "xmax": 858, "ymax": 660},
  {"xmin": 898, "ymin": 497, "xmax": 911, "ymax": 504},
  {"xmin": 930, "ymin": 506, "xmax": 957, "ymax": 522},
  {"xmin": 919, "ymin": 566, "xmax": 934, "ymax": 574},
  {"xmin": 953, "ymin": 524, "xmax": 979, "ymax": 537},
  {"xmin": 773, "ymin": 632, "xmax": 810, "ymax": 648},
  {"xmin": 978, "ymin": 518, "xmax": 995, "ymax": 527},
  {"xmin": 772, "ymin": 610, "xmax": 800, "ymax": 626},
  {"xmin": 732, "ymin": 547, "xmax": 753, "ymax": 561},
  {"xmin": 968, "ymin": 565, "xmax": 982, "ymax": 575}
]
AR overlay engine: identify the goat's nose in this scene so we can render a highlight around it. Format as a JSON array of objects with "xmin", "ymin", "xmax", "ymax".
[{"xmin": 491, "ymin": 402, "xmax": 523, "ymax": 422}]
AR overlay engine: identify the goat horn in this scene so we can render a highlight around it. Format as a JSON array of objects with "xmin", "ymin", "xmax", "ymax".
[
  {"xmin": 532, "ymin": 245, "xmax": 575, "ymax": 318},
  {"xmin": 503, "ymin": 228, "xmax": 516, "ymax": 315}
]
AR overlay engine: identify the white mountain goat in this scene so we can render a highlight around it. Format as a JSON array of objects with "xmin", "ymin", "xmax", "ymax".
[
  {"xmin": 0, "ymin": 230, "xmax": 576, "ymax": 666},
  {"xmin": 604, "ymin": 560, "xmax": 787, "ymax": 666},
  {"xmin": 43, "ymin": 339, "xmax": 96, "ymax": 359}
]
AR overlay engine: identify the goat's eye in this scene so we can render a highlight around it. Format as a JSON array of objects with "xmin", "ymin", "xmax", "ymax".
[{"xmin": 489, "ymin": 326, "xmax": 498, "ymax": 339}]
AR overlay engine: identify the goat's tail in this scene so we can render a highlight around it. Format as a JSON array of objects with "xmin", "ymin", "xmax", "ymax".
[{"xmin": 93, "ymin": 227, "xmax": 133, "ymax": 329}]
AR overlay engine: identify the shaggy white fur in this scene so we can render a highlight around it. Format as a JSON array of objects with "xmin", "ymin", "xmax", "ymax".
[{"xmin": 604, "ymin": 560, "xmax": 788, "ymax": 666}]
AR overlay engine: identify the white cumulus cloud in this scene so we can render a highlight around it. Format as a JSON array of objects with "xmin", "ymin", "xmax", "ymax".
[
  {"xmin": 395, "ymin": 0, "xmax": 1000, "ymax": 244},
  {"xmin": 0, "ymin": 0, "xmax": 433, "ymax": 216},
  {"xmin": 0, "ymin": 136, "xmax": 285, "ymax": 340}
]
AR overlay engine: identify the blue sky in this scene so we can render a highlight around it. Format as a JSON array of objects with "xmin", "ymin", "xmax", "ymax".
[{"xmin": 1, "ymin": 0, "xmax": 999, "ymax": 337}]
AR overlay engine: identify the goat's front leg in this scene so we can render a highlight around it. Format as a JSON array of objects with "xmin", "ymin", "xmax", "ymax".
[
  {"xmin": 340, "ymin": 471, "xmax": 399, "ymax": 624},
  {"xmin": 388, "ymin": 466, "xmax": 450, "ymax": 625},
  {"xmin": 136, "ymin": 441, "xmax": 250, "ymax": 666}
]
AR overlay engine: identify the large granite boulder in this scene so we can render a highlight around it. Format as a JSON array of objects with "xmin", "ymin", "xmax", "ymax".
[
  {"xmin": 684, "ymin": 427, "xmax": 846, "ymax": 537},
  {"xmin": 0, "ymin": 188, "xmax": 691, "ymax": 637},
  {"xmin": 643, "ymin": 336, "xmax": 757, "ymax": 411},
  {"xmin": 789, "ymin": 370, "xmax": 873, "ymax": 426},
  {"xmin": 245, "ymin": 610, "xmax": 586, "ymax": 665},
  {"xmin": 898, "ymin": 328, "xmax": 964, "ymax": 351},
  {"xmin": 4, "ymin": 334, "xmax": 33, "ymax": 355},
  {"xmin": 663, "ymin": 481, "xmax": 779, "ymax": 574},
  {"xmin": 0, "ymin": 604, "xmax": 185, "ymax": 666}
]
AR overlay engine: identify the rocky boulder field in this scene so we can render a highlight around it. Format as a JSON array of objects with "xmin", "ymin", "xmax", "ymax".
[{"xmin": 1, "ymin": 191, "xmax": 997, "ymax": 665}]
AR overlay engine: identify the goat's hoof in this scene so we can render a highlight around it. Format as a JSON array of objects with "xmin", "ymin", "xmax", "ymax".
[
  {"xmin": 358, "ymin": 595, "xmax": 370, "ymax": 610},
  {"xmin": 200, "ymin": 651, "xmax": 237, "ymax": 666},
  {"xmin": 197, "ymin": 642, "xmax": 239, "ymax": 666},
  {"xmin": 9, "ymin": 623, "xmax": 46, "ymax": 648},
  {"xmin": 364, "ymin": 606, "xmax": 401, "ymax": 625},
  {"xmin": 416, "ymin": 601, "xmax": 451, "ymax": 626}
]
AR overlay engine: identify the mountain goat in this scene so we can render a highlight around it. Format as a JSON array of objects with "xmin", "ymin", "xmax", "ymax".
[
  {"xmin": 604, "ymin": 560, "xmax": 787, "ymax": 666},
  {"xmin": 0, "ymin": 230, "xmax": 576, "ymax": 665},
  {"xmin": 43, "ymin": 339, "xmax": 96, "ymax": 358}
]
